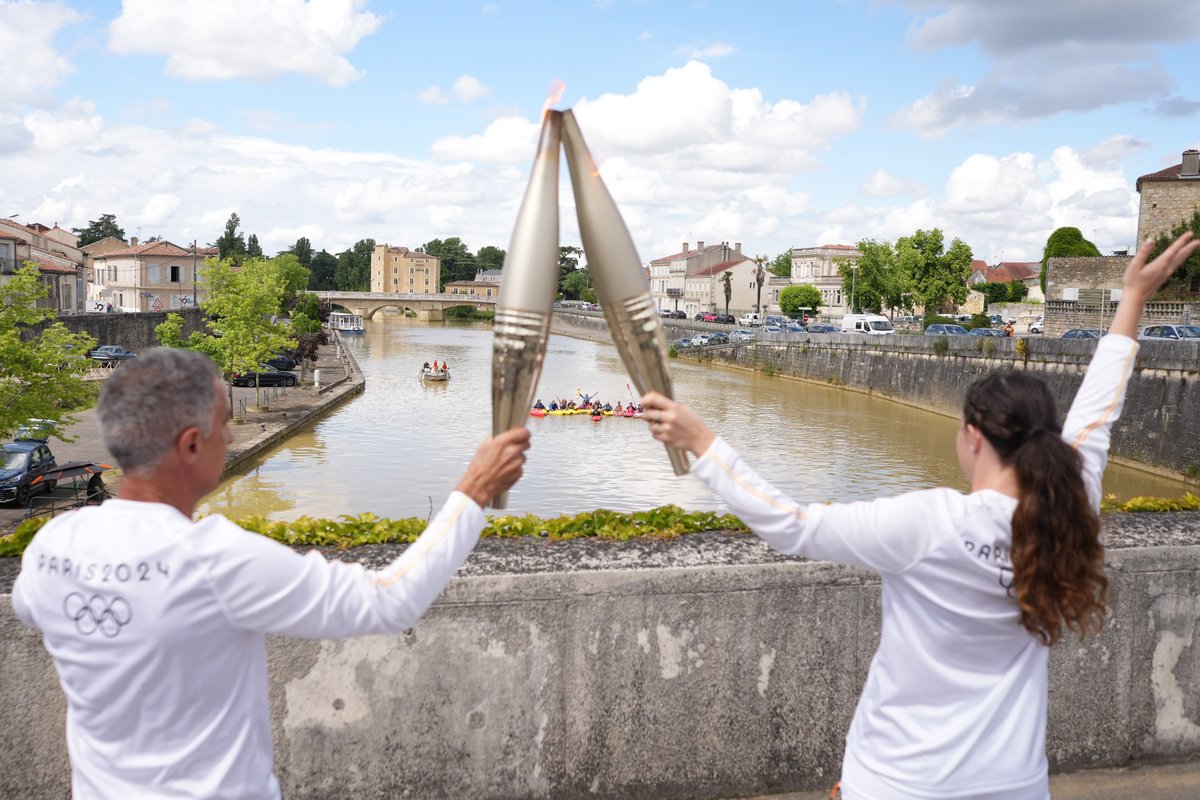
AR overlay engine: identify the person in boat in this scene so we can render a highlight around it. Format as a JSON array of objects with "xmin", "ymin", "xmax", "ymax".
[
  {"xmin": 636, "ymin": 404, "xmax": 644, "ymax": 415},
  {"xmin": 442, "ymin": 361, "xmax": 450, "ymax": 373},
  {"xmin": 578, "ymin": 389, "xmax": 599, "ymax": 405},
  {"xmin": 548, "ymin": 401, "xmax": 559, "ymax": 411},
  {"xmin": 602, "ymin": 402, "xmax": 613, "ymax": 412},
  {"xmin": 639, "ymin": 234, "xmax": 1199, "ymax": 800},
  {"xmin": 423, "ymin": 362, "xmax": 431, "ymax": 371},
  {"xmin": 614, "ymin": 402, "xmax": 623, "ymax": 414},
  {"xmin": 534, "ymin": 399, "xmax": 546, "ymax": 410}
]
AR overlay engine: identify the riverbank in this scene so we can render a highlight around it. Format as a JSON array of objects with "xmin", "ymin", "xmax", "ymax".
[{"xmin": 0, "ymin": 336, "xmax": 365, "ymax": 532}]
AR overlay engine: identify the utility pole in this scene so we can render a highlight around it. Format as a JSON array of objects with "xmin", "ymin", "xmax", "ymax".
[{"xmin": 192, "ymin": 240, "xmax": 198, "ymax": 306}]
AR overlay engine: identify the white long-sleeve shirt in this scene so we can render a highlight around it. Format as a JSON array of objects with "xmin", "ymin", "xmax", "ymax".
[
  {"xmin": 691, "ymin": 335, "xmax": 1137, "ymax": 800},
  {"xmin": 11, "ymin": 490, "xmax": 486, "ymax": 800}
]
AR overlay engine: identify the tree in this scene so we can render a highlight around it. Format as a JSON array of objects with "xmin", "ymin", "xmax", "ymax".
[
  {"xmin": 247, "ymin": 234, "xmax": 263, "ymax": 259},
  {"xmin": 1007, "ymin": 279, "xmax": 1029, "ymax": 302},
  {"xmin": 754, "ymin": 256, "xmax": 768, "ymax": 314},
  {"xmin": 1040, "ymin": 227, "xmax": 1099, "ymax": 295},
  {"xmin": 333, "ymin": 239, "xmax": 373, "ymax": 291},
  {"xmin": 561, "ymin": 270, "xmax": 589, "ymax": 300},
  {"xmin": 424, "ymin": 237, "xmax": 477, "ymax": 286},
  {"xmin": 215, "ymin": 213, "xmax": 247, "ymax": 264},
  {"xmin": 0, "ymin": 264, "xmax": 97, "ymax": 439},
  {"xmin": 896, "ymin": 229, "xmax": 972, "ymax": 314},
  {"xmin": 975, "ymin": 282, "xmax": 1012, "ymax": 306},
  {"xmin": 557, "ymin": 245, "xmax": 583, "ymax": 295},
  {"xmin": 273, "ymin": 253, "xmax": 311, "ymax": 304},
  {"xmin": 288, "ymin": 237, "xmax": 314, "ymax": 268},
  {"xmin": 840, "ymin": 240, "xmax": 905, "ymax": 314},
  {"xmin": 194, "ymin": 256, "xmax": 297, "ymax": 407},
  {"xmin": 779, "ymin": 284, "xmax": 822, "ymax": 319},
  {"xmin": 309, "ymin": 250, "xmax": 338, "ymax": 290},
  {"xmin": 1148, "ymin": 210, "xmax": 1200, "ymax": 293},
  {"xmin": 769, "ymin": 250, "xmax": 792, "ymax": 278},
  {"xmin": 72, "ymin": 213, "xmax": 125, "ymax": 248},
  {"xmin": 721, "ymin": 271, "xmax": 733, "ymax": 314},
  {"xmin": 476, "ymin": 245, "xmax": 506, "ymax": 271}
]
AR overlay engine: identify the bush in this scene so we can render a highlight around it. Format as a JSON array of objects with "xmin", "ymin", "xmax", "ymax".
[
  {"xmin": 966, "ymin": 313, "xmax": 991, "ymax": 330},
  {"xmin": 444, "ymin": 306, "xmax": 495, "ymax": 321},
  {"xmin": 923, "ymin": 314, "xmax": 955, "ymax": 330},
  {"xmin": 932, "ymin": 337, "xmax": 949, "ymax": 355}
]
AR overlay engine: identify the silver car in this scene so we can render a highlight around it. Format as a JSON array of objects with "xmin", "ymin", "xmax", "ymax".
[{"xmin": 1139, "ymin": 324, "xmax": 1200, "ymax": 341}]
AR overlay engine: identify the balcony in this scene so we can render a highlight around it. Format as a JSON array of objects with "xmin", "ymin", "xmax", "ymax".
[{"xmin": 666, "ymin": 288, "xmax": 683, "ymax": 298}]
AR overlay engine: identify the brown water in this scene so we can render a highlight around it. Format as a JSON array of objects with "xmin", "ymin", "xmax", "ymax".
[{"xmin": 200, "ymin": 315, "xmax": 1188, "ymax": 521}]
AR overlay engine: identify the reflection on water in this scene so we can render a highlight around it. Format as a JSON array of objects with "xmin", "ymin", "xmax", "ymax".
[{"xmin": 201, "ymin": 315, "xmax": 1189, "ymax": 521}]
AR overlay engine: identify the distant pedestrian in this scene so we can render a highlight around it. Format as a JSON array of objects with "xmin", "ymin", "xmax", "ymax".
[
  {"xmin": 641, "ymin": 233, "xmax": 1200, "ymax": 800},
  {"xmin": 105, "ymin": 302, "xmax": 113, "ymax": 313}
]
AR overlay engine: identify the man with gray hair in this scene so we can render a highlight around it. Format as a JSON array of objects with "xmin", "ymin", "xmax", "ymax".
[{"xmin": 11, "ymin": 347, "xmax": 530, "ymax": 800}]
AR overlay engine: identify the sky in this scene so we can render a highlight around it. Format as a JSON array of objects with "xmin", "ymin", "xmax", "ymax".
[{"xmin": 2, "ymin": 0, "xmax": 1199, "ymax": 266}]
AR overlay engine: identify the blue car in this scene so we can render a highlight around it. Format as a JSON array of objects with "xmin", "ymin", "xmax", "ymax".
[{"xmin": 0, "ymin": 438, "xmax": 58, "ymax": 507}]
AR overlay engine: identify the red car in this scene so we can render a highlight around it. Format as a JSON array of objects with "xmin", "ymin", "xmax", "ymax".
[{"xmin": 701, "ymin": 312, "xmax": 718, "ymax": 322}]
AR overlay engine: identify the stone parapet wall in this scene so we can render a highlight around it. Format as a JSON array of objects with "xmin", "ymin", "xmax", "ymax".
[
  {"xmin": 2, "ymin": 519, "xmax": 1199, "ymax": 799},
  {"xmin": 19, "ymin": 307, "xmax": 209, "ymax": 352}
]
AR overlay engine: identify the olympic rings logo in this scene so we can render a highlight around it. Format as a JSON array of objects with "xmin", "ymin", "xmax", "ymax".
[{"xmin": 63, "ymin": 592, "xmax": 133, "ymax": 637}]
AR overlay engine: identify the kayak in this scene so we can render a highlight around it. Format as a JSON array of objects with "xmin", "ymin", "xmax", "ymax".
[
  {"xmin": 591, "ymin": 414, "xmax": 602, "ymax": 422},
  {"xmin": 530, "ymin": 408, "xmax": 547, "ymax": 418}
]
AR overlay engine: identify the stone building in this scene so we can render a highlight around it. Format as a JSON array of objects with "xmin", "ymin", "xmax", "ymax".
[
  {"xmin": 789, "ymin": 244, "xmax": 861, "ymax": 313},
  {"xmin": 0, "ymin": 218, "xmax": 86, "ymax": 313},
  {"xmin": 649, "ymin": 241, "xmax": 748, "ymax": 316},
  {"xmin": 1136, "ymin": 148, "xmax": 1200, "ymax": 244},
  {"xmin": 371, "ymin": 244, "xmax": 441, "ymax": 294},
  {"xmin": 90, "ymin": 238, "xmax": 204, "ymax": 313},
  {"xmin": 1045, "ymin": 255, "xmax": 1199, "ymax": 337},
  {"xmin": 444, "ymin": 280, "xmax": 499, "ymax": 298}
]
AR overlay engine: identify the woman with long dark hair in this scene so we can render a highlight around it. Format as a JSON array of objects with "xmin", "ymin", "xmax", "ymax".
[{"xmin": 640, "ymin": 233, "xmax": 1197, "ymax": 800}]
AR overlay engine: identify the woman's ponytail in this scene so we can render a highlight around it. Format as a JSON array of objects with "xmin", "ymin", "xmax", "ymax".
[{"xmin": 964, "ymin": 372, "xmax": 1108, "ymax": 646}]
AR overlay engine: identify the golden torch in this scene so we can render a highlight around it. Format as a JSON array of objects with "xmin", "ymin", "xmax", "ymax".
[
  {"xmin": 560, "ymin": 110, "xmax": 689, "ymax": 475},
  {"xmin": 490, "ymin": 110, "xmax": 563, "ymax": 508}
]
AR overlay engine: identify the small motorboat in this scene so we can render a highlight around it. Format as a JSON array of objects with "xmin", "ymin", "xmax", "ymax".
[{"xmin": 420, "ymin": 366, "xmax": 450, "ymax": 382}]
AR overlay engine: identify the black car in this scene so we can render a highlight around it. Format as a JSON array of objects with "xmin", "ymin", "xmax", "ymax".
[
  {"xmin": 672, "ymin": 337, "xmax": 693, "ymax": 350},
  {"xmin": 1062, "ymin": 328, "xmax": 1102, "ymax": 340},
  {"xmin": 805, "ymin": 323, "xmax": 839, "ymax": 333},
  {"xmin": 89, "ymin": 344, "xmax": 137, "ymax": 365},
  {"xmin": 714, "ymin": 313, "xmax": 735, "ymax": 325},
  {"xmin": 230, "ymin": 364, "xmax": 298, "ymax": 388},
  {"xmin": 0, "ymin": 439, "xmax": 57, "ymax": 506},
  {"xmin": 669, "ymin": 310, "xmax": 688, "ymax": 319},
  {"xmin": 707, "ymin": 332, "xmax": 730, "ymax": 345},
  {"xmin": 265, "ymin": 355, "xmax": 298, "ymax": 371}
]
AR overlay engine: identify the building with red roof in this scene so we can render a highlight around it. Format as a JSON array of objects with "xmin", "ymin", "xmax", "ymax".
[
  {"xmin": 649, "ymin": 241, "xmax": 760, "ymax": 316},
  {"xmin": 90, "ymin": 237, "xmax": 207, "ymax": 313},
  {"xmin": 0, "ymin": 218, "xmax": 85, "ymax": 313},
  {"xmin": 1136, "ymin": 148, "xmax": 1200, "ymax": 245}
]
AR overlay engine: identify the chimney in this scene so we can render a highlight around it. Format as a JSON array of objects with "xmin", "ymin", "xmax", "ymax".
[
  {"xmin": 130, "ymin": 236, "xmax": 139, "ymax": 246},
  {"xmin": 681, "ymin": 242, "xmax": 688, "ymax": 254},
  {"xmin": 734, "ymin": 242, "xmax": 742, "ymax": 253},
  {"xmin": 1182, "ymin": 149, "xmax": 1200, "ymax": 178},
  {"xmin": 697, "ymin": 241, "xmax": 704, "ymax": 251}
]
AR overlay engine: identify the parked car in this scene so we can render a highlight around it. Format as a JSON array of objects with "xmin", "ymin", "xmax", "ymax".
[
  {"xmin": 729, "ymin": 329, "xmax": 755, "ymax": 342},
  {"xmin": 672, "ymin": 337, "xmax": 693, "ymax": 350},
  {"xmin": 841, "ymin": 314, "xmax": 895, "ymax": 335},
  {"xmin": 690, "ymin": 334, "xmax": 712, "ymax": 347},
  {"xmin": 694, "ymin": 313, "xmax": 707, "ymax": 321},
  {"xmin": 781, "ymin": 323, "xmax": 806, "ymax": 333},
  {"xmin": 968, "ymin": 327, "xmax": 1007, "ymax": 337},
  {"xmin": 0, "ymin": 437, "xmax": 57, "ymax": 507},
  {"xmin": 230, "ymin": 364, "xmax": 299, "ymax": 387},
  {"xmin": 669, "ymin": 309, "xmax": 688, "ymax": 319},
  {"xmin": 988, "ymin": 314, "xmax": 1015, "ymax": 326},
  {"xmin": 707, "ymin": 332, "xmax": 730, "ymax": 345},
  {"xmin": 764, "ymin": 315, "xmax": 788, "ymax": 327},
  {"xmin": 1028, "ymin": 315, "xmax": 1044, "ymax": 334},
  {"xmin": 805, "ymin": 323, "xmax": 839, "ymax": 333},
  {"xmin": 702, "ymin": 312, "xmax": 719, "ymax": 322},
  {"xmin": 1061, "ymin": 329, "xmax": 1102, "ymax": 340},
  {"xmin": 1139, "ymin": 324, "xmax": 1200, "ymax": 340},
  {"xmin": 760, "ymin": 325, "xmax": 782, "ymax": 334},
  {"xmin": 714, "ymin": 313, "xmax": 735, "ymax": 325},
  {"xmin": 925, "ymin": 323, "xmax": 969, "ymax": 335},
  {"xmin": 738, "ymin": 312, "xmax": 762, "ymax": 327},
  {"xmin": 265, "ymin": 355, "xmax": 298, "ymax": 371},
  {"xmin": 89, "ymin": 344, "xmax": 137, "ymax": 365}
]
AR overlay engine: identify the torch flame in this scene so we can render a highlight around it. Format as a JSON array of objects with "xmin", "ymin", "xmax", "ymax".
[{"xmin": 542, "ymin": 79, "xmax": 566, "ymax": 115}]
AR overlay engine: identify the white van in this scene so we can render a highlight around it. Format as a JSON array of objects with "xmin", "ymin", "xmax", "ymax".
[
  {"xmin": 738, "ymin": 312, "xmax": 761, "ymax": 327},
  {"xmin": 841, "ymin": 314, "xmax": 895, "ymax": 335}
]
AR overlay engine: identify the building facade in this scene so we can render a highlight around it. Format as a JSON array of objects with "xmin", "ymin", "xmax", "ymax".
[
  {"xmin": 445, "ymin": 280, "xmax": 499, "ymax": 298},
  {"xmin": 371, "ymin": 244, "xmax": 442, "ymax": 294},
  {"xmin": 650, "ymin": 241, "xmax": 749, "ymax": 317},
  {"xmin": 90, "ymin": 239, "xmax": 204, "ymax": 313},
  {"xmin": 968, "ymin": 260, "xmax": 1044, "ymax": 302},
  {"xmin": 0, "ymin": 219, "xmax": 86, "ymax": 313},
  {"xmin": 1136, "ymin": 149, "xmax": 1200, "ymax": 245},
  {"xmin": 684, "ymin": 256, "xmax": 759, "ymax": 316},
  {"xmin": 789, "ymin": 244, "xmax": 861, "ymax": 313}
]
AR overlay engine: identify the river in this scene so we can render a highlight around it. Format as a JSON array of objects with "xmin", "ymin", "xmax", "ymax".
[{"xmin": 200, "ymin": 315, "xmax": 1187, "ymax": 521}]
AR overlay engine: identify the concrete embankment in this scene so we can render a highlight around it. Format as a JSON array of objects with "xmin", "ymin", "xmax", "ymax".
[
  {"xmin": 554, "ymin": 312, "xmax": 1200, "ymax": 479},
  {"xmin": 2, "ymin": 513, "xmax": 1198, "ymax": 799}
]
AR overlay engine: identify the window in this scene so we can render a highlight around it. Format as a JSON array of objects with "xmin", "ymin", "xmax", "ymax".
[{"xmin": 169, "ymin": 265, "xmax": 181, "ymax": 283}]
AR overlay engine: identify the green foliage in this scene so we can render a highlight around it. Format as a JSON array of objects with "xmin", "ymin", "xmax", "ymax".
[
  {"xmin": 561, "ymin": 269, "xmax": 590, "ymax": 300},
  {"xmin": 309, "ymin": 250, "xmax": 338, "ymax": 290},
  {"xmin": 247, "ymin": 233, "xmax": 264, "ymax": 259},
  {"xmin": 668, "ymin": 345, "xmax": 678, "ymax": 358},
  {"xmin": 556, "ymin": 245, "xmax": 584, "ymax": 297},
  {"xmin": 444, "ymin": 306, "xmax": 494, "ymax": 320},
  {"xmin": 215, "ymin": 212, "xmax": 247, "ymax": 264},
  {"xmin": 1007, "ymin": 279, "xmax": 1029, "ymax": 302},
  {"xmin": 769, "ymin": 250, "xmax": 792, "ymax": 278},
  {"xmin": 71, "ymin": 213, "xmax": 125, "ymax": 248},
  {"xmin": 966, "ymin": 312, "xmax": 991, "ymax": 330},
  {"xmin": 155, "ymin": 312, "xmax": 187, "ymax": 347},
  {"xmin": 476, "ymin": 245, "xmax": 506, "ymax": 271},
  {"xmin": 720, "ymin": 270, "xmax": 733, "ymax": 314},
  {"xmin": 932, "ymin": 337, "xmax": 949, "ymax": 355},
  {"xmin": 1099, "ymin": 493, "xmax": 1200, "ymax": 513},
  {"xmin": 2, "ymin": 506, "xmax": 752, "ymax": 557},
  {"xmin": 779, "ymin": 284, "xmax": 822, "ymax": 317},
  {"xmin": 897, "ymin": 229, "xmax": 972, "ymax": 313},
  {"xmin": 1040, "ymin": 227, "xmax": 1100, "ymax": 295},
  {"xmin": 425, "ymin": 237, "xmax": 477, "ymax": 286},
  {"xmin": 923, "ymin": 313, "xmax": 955, "ymax": 329},
  {"xmin": 288, "ymin": 237, "xmax": 314, "ymax": 268},
  {"xmin": 0, "ymin": 265, "xmax": 98, "ymax": 440},
  {"xmin": 975, "ymin": 282, "xmax": 1012, "ymax": 306},
  {"xmin": 273, "ymin": 253, "xmax": 311, "ymax": 301},
  {"xmin": 1148, "ymin": 210, "xmax": 1200, "ymax": 293},
  {"xmin": 841, "ymin": 239, "xmax": 911, "ymax": 314},
  {"xmin": 333, "ymin": 239, "xmax": 373, "ymax": 292}
]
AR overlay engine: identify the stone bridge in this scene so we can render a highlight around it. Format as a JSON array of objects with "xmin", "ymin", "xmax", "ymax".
[{"xmin": 315, "ymin": 291, "xmax": 497, "ymax": 321}]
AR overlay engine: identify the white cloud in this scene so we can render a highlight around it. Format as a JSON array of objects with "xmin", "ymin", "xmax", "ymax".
[
  {"xmin": 0, "ymin": 0, "xmax": 83, "ymax": 105},
  {"xmin": 23, "ymin": 99, "xmax": 104, "ymax": 153},
  {"xmin": 138, "ymin": 194, "xmax": 182, "ymax": 226},
  {"xmin": 859, "ymin": 169, "xmax": 920, "ymax": 198},
  {"xmin": 452, "ymin": 75, "xmax": 490, "ymax": 102},
  {"xmin": 417, "ymin": 86, "xmax": 450, "ymax": 105},
  {"xmin": 107, "ymin": 0, "xmax": 384, "ymax": 87},
  {"xmin": 639, "ymin": 31, "xmax": 652, "ymax": 41},
  {"xmin": 890, "ymin": 0, "xmax": 1200, "ymax": 134},
  {"xmin": 677, "ymin": 42, "xmax": 738, "ymax": 59},
  {"xmin": 482, "ymin": 3, "xmax": 498, "ymax": 12}
]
